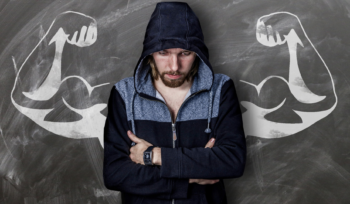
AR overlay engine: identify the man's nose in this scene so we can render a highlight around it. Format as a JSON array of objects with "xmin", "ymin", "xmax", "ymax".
[{"xmin": 169, "ymin": 55, "xmax": 180, "ymax": 72}]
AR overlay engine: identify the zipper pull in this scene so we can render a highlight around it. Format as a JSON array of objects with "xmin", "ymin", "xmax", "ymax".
[
  {"xmin": 172, "ymin": 123, "xmax": 175, "ymax": 132},
  {"xmin": 172, "ymin": 123, "xmax": 177, "ymax": 141}
]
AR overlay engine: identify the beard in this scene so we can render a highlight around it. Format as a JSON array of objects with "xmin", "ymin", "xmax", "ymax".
[{"xmin": 155, "ymin": 68, "xmax": 192, "ymax": 88}]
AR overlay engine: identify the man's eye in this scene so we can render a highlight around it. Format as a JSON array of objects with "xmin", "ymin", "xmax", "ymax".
[
  {"xmin": 159, "ymin": 51, "xmax": 166, "ymax": 55},
  {"xmin": 182, "ymin": 52, "xmax": 191, "ymax": 56}
]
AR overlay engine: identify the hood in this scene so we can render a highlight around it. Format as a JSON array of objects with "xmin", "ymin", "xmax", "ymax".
[
  {"xmin": 128, "ymin": 2, "xmax": 214, "ymax": 136},
  {"xmin": 133, "ymin": 2, "xmax": 214, "ymax": 100}
]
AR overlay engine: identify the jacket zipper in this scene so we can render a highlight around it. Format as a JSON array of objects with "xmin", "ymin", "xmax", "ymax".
[
  {"xmin": 138, "ymin": 89, "xmax": 207, "ymax": 204},
  {"xmin": 172, "ymin": 123, "xmax": 176, "ymax": 148},
  {"xmin": 171, "ymin": 122, "xmax": 176, "ymax": 204}
]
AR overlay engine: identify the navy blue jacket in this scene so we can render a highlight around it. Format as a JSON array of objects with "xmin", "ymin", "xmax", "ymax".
[{"xmin": 103, "ymin": 2, "xmax": 246, "ymax": 204}]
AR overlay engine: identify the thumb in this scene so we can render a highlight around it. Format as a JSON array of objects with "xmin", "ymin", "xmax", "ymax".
[
  {"xmin": 204, "ymin": 138, "xmax": 215, "ymax": 148},
  {"xmin": 127, "ymin": 130, "xmax": 142, "ymax": 143}
]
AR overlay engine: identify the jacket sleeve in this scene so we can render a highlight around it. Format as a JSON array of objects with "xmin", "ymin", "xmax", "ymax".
[
  {"xmin": 103, "ymin": 86, "xmax": 189, "ymax": 199},
  {"xmin": 160, "ymin": 78, "xmax": 247, "ymax": 179}
]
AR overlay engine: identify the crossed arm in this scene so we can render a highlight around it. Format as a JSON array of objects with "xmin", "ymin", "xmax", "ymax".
[
  {"xmin": 103, "ymin": 79, "xmax": 246, "ymax": 199},
  {"xmin": 126, "ymin": 130, "xmax": 219, "ymax": 185}
]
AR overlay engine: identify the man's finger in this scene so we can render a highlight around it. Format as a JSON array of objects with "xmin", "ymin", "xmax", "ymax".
[
  {"xmin": 127, "ymin": 130, "xmax": 142, "ymax": 143},
  {"xmin": 194, "ymin": 178, "xmax": 220, "ymax": 185},
  {"xmin": 204, "ymin": 138, "xmax": 215, "ymax": 148}
]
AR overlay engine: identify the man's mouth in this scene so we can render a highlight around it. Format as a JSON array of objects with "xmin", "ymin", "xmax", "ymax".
[{"xmin": 166, "ymin": 74, "xmax": 182, "ymax": 79}]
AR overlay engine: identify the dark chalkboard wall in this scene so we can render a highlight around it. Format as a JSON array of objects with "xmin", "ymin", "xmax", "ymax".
[{"xmin": 1, "ymin": 0, "xmax": 350, "ymax": 203}]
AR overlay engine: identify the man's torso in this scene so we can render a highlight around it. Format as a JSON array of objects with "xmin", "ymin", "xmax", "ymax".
[{"xmin": 114, "ymin": 73, "xmax": 232, "ymax": 204}]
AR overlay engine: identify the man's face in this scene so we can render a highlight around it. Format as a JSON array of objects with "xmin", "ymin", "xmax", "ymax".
[{"xmin": 152, "ymin": 48, "xmax": 196, "ymax": 88}]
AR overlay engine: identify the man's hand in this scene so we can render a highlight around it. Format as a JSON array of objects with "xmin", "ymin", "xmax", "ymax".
[
  {"xmin": 204, "ymin": 138, "xmax": 215, "ymax": 148},
  {"xmin": 127, "ymin": 130, "xmax": 153, "ymax": 165},
  {"xmin": 189, "ymin": 138, "xmax": 220, "ymax": 185},
  {"xmin": 189, "ymin": 178, "xmax": 220, "ymax": 184}
]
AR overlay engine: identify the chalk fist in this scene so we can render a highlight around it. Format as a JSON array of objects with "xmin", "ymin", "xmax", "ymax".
[{"xmin": 49, "ymin": 11, "xmax": 97, "ymax": 47}]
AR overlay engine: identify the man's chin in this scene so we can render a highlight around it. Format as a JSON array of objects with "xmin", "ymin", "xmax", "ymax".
[{"xmin": 161, "ymin": 78, "xmax": 185, "ymax": 88}]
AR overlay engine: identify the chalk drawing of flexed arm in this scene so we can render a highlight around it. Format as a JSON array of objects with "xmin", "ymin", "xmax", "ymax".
[
  {"xmin": 240, "ymin": 12, "xmax": 338, "ymax": 139},
  {"xmin": 22, "ymin": 11, "xmax": 98, "ymax": 100},
  {"xmin": 11, "ymin": 11, "xmax": 109, "ymax": 147}
]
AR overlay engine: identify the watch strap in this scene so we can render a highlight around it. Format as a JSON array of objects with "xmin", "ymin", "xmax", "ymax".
[{"xmin": 144, "ymin": 146, "xmax": 155, "ymax": 165}]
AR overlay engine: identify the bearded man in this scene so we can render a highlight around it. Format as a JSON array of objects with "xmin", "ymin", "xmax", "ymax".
[{"xmin": 103, "ymin": 2, "xmax": 246, "ymax": 204}]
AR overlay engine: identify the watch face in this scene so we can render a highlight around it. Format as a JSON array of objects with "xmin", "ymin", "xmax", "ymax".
[
  {"xmin": 144, "ymin": 152, "xmax": 152, "ymax": 165},
  {"xmin": 144, "ymin": 147, "xmax": 153, "ymax": 165}
]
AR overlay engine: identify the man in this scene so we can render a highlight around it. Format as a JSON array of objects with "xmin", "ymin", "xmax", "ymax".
[{"xmin": 103, "ymin": 2, "xmax": 246, "ymax": 204}]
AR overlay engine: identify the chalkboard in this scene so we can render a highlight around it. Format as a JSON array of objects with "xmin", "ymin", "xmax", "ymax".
[{"xmin": 0, "ymin": 0, "xmax": 349, "ymax": 203}]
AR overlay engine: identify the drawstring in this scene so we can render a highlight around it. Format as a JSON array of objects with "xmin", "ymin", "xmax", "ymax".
[
  {"xmin": 204, "ymin": 89, "xmax": 213, "ymax": 134},
  {"xmin": 131, "ymin": 89, "xmax": 137, "ymax": 146}
]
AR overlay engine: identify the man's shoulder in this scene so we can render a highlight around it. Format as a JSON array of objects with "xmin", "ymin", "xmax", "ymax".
[
  {"xmin": 213, "ymin": 73, "xmax": 232, "ymax": 87},
  {"xmin": 114, "ymin": 77, "xmax": 134, "ymax": 90},
  {"xmin": 113, "ymin": 76, "xmax": 134, "ymax": 99}
]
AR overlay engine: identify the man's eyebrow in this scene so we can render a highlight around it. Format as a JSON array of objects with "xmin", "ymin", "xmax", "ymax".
[{"xmin": 161, "ymin": 49, "xmax": 191, "ymax": 52}]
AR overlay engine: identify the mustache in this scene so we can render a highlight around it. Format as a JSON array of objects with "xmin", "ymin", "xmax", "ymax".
[{"xmin": 163, "ymin": 71, "xmax": 184, "ymax": 76}]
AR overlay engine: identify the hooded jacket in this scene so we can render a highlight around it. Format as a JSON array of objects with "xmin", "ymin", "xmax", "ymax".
[{"xmin": 103, "ymin": 2, "xmax": 246, "ymax": 204}]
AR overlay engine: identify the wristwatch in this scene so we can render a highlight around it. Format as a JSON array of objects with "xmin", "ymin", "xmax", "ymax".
[{"xmin": 143, "ymin": 146, "xmax": 155, "ymax": 165}]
